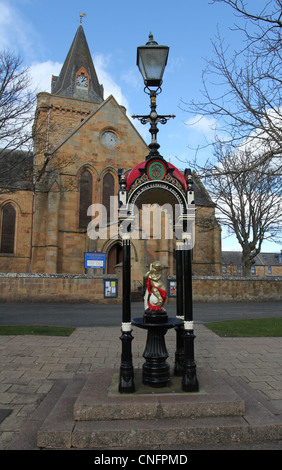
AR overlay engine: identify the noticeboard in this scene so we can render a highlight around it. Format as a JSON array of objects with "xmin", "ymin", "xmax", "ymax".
[
  {"xmin": 84, "ymin": 252, "xmax": 106, "ymax": 269},
  {"xmin": 168, "ymin": 279, "xmax": 177, "ymax": 297},
  {"xmin": 104, "ymin": 279, "xmax": 118, "ymax": 298}
]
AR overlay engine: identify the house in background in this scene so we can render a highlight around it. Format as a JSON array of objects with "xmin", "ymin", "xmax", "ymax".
[{"xmin": 222, "ymin": 251, "xmax": 282, "ymax": 278}]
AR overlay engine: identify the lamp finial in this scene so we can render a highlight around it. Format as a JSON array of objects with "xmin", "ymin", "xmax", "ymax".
[{"xmin": 147, "ymin": 32, "xmax": 158, "ymax": 45}]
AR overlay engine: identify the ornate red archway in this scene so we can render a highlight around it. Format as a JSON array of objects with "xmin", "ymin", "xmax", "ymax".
[{"xmin": 117, "ymin": 155, "xmax": 198, "ymax": 394}]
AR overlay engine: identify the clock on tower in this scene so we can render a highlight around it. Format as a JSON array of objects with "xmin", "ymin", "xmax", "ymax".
[{"xmin": 76, "ymin": 74, "xmax": 89, "ymax": 88}]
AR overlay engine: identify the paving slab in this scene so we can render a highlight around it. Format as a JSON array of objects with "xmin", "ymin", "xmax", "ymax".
[
  {"xmin": 0, "ymin": 320, "xmax": 281, "ymax": 450},
  {"xmin": 0, "ymin": 409, "xmax": 11, "ymax": 424},
  {"xmin": 37, "ymin": 367, "xmax": 282, "ymax": 449},
  {"xmin": 74, "ymin": 368, "xmax": 245, "ymax": 421}
]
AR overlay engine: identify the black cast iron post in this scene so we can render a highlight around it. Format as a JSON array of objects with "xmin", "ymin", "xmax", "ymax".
[
  {"xmin": 182, "ymin": 234, "xmax": 199, "ymax": 392},
  {"xmin": 119, "ymin": 233, "xmax": 135, "ymax": 393},
  {"xmin": 141, "ymin": 323, "xmax": 171, "ymax": 388},
  {"xmin": 174, "ymin": 239, "xmax": 184, "ymax": 376},
  {"xmin": 132, "ymin": 89, "xmax": 175, "ymax": 161}
]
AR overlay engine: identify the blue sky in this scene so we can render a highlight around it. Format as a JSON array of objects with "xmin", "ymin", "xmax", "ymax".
[{"xmin": 0, "ymin": 0, "xmax": 280, "ymax": 252}]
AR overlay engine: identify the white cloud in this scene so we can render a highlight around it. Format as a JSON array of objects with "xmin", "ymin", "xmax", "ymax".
[
  {"xmin": 121, "ymin": 67, "xmax": 141, "ymax": 91},
  {"xmin": 28, "ymin": 55, "xmax": 130, "ymax": 107},
  {"xmin": 94, "ymin": 53, "xmax": 130, "ymax": 111},
  {"xmin": 0, "ymin": 2, "xmax": 132, "ymax": 122},
  {"xmin": 185, "ymin": 114, "xmax": 217, "ymax": 138},
  {"xmin": 0, "ymin": 0, "xmax": 39, "ymax": 59},
  {"xmin": 0, "ymin": 1, "xmax": 145, "ymax": 141},
  {"xmin": 93, "ymin": 53, "xmax": 148, "ymax": 140},
  {"xmin": 0, "ymin": 1, "xmax": 17, "ymax": 49},
  {"xmin": 29, "ymin": 61, "xmax": 62, "ymax": 93}
]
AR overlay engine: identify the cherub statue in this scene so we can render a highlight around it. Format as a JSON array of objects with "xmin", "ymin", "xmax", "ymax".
[{"xmin": 144, "ymin": 261, "xmax": 167, "ymax": 311}]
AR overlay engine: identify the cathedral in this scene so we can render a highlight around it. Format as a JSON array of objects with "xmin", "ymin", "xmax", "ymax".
[{"xmin": 0, "ymin": 25, "xmax": 222, "ymax": 291}]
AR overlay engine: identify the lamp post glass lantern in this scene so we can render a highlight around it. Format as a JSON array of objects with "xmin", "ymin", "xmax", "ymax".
[
  {"xmin": 133, "ymin": 33, "xmax": 175, "ymax": 160},
  {"xmin": 137, "ymin": 33, "xmax": 169, "ymax": 89}
]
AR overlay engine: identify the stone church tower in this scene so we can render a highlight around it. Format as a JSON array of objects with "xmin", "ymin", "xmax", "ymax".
[
  {"xmin": 30, "ymin": 24, "xmax": 150, "ymax": 275},
  {"xmin": 0, "ymin": 25, "xmax": 222, "ymax": 284}
]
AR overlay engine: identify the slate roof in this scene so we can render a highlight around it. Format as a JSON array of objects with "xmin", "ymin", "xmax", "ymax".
[
  {"xmin": 222, "ymin": 251, "xmax": 282, "ymax": 266},
  {"xmin": 0, "ymin": 149, "xmax": 33, "ymax": 191},
  {"xmin": 192, "ymin": 171, "xmax": 215, "ymax": 207},
  {"xmin": 51, "ymin": 25, "xmax": 104, "ymax": 103},
  {"xmin": 256, "ymin": 252, "xmax": 282, "ymax": 266},
  {"xmin": 222, "ymin": 251, "xmax": 242, "ymax": 266}
]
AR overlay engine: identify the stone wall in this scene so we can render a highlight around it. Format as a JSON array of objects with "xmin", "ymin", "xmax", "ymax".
[
  {"xmin": 0, "ymin": 273, "xmax": 120, "ymax": 303},
  {"xmin": 191, "ymin": 276, "xmax": 282, "ymax": 302},
  {"xmin": 0, "ymin": 273, "xmax": 280, "ymax": 303}
]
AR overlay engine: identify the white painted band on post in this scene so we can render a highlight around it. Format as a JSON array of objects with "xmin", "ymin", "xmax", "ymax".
[
  {"xmin": 184, "ymin": 321, "xmax": 194, "ymax": 330},
  {"xmin": 122, "ymin": 234, "xmax": 131, "ymax": 240},
  {"xmin": 176, "ymin": 240, "xmax": 184, "ymax": 249},
  {"xmin": 122, "ymin": 322, "xmax": 132, "ymax": 331},
  {"xmin": 182, "ymin": 233, "xmax": 191, "ymax": 241}
]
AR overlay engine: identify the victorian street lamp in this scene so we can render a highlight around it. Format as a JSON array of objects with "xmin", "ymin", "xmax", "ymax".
[
  {"xmin": 136, "ymin": 32, "xmax": 169, "ymax": 88},
  {"xmin": 132, "ymin": 33, "xmax": 175, "ymax": 159}
]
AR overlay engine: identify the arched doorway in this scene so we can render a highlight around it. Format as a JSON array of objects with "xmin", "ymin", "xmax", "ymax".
[{"xmin": 107, "ymin": 242, "xmax": 122, "ymax": 274}]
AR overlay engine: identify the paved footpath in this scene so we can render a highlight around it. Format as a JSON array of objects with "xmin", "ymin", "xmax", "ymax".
[{"xmin": 0, "ymin": 323, "xmax": 281, "ymax": 450}]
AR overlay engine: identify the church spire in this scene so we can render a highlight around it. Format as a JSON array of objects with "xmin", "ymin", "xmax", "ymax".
[{"xmin": 51, "ymin": 24, "xmax": 104, "ymax": 103}]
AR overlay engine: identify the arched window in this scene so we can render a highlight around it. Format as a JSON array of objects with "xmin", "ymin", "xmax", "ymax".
[
  {"xmin": 1, "ymin": 204, "xmax": 16, "ymax": 253},
  {"xmin": 102, "ymin": 173, "xmax": 114, "ymax": 223},
  {"xmin": 79, "ymin": 169, "xmax": 92, "ymax": 228}
]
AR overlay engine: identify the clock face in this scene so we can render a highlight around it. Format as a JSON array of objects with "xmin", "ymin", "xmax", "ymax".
[
  {"xmin": 101, "ymin": 131, "xmax": 118, "ymax": 148},
  {"xmin": 76, "ymin": 74, "xmax": 88, "ymax": 88}
]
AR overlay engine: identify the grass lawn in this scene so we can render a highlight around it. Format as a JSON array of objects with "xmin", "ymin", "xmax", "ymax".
[
  {"xmin": 0, "ymin": 319, "xmax": 281, "ymax": 338},
  {"xmin": 205, "ymin": 317, "xmax": 282, "ymax": 337},
  {"xmin": 0, "ymin": 325, "xmax": 75, "ymax": 336}
]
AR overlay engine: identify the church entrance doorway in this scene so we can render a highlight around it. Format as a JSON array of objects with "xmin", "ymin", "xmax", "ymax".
[{"xmin": 107, "ymin": 242, "xmax": 122, "ymax": 274}]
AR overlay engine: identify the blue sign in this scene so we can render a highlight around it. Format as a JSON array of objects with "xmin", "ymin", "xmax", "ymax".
[{"xmin": 85, "ymin": 252, "xmax": 106, "ymax": 269}]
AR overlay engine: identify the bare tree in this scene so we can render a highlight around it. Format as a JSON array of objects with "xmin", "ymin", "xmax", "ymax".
[
  {"xmin": 0, "ymin": 51, "xmax": 35, "ymax": 151},
  {"xmin": 179, "ymin": 0, "xmax": 282, "ymax": 268},
  {"xmin": 181, "ymin": 0, "xmax": 282, "ymax": 175},
  {"xmin": 0, "ymin": 50, "xmax": 36, "ymax": 193},
  {"xmin": 208, "ymin": 146, "xmax": 282, "ymax": 274},
  {"xmin": 0, "ymin": 50, "xmax": 78, "ymax": 194}
]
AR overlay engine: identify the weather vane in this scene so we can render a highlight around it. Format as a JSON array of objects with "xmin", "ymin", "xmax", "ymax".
[{"xmin": 79, "ymin": 13, "xmax": 86, "ymax": 24}]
